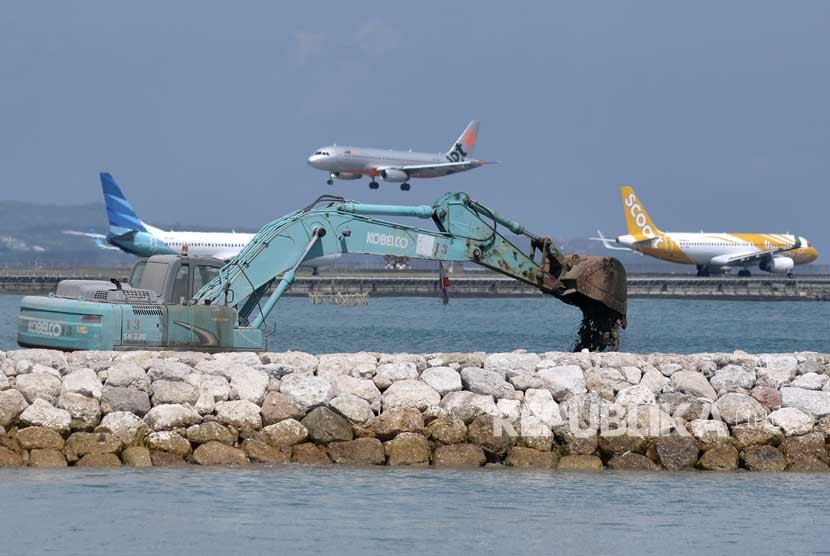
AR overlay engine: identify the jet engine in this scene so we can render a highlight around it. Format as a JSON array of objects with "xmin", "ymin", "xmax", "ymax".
[
  {"xmin": 379, "ymin": 168, "xmax": 408, "ymax": 182},
  {"xmin": 760, "ymin": 256, "xmax": 794, "ymax": 273},
  {"xmin": 333, "ymin": 172, "xmax": 362, "ymax": 180}
]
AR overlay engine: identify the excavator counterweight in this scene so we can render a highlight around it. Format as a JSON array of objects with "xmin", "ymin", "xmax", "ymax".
[{"xmin": 18, "ymin": 192, "xmax": 627, "ymax": 352}]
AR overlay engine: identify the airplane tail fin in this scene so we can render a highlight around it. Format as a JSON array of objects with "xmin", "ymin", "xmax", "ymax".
[
  {"xmin": 445, "ymin": 120, "xmax": 479, "ymax": 161},
  {"xmin": 100, "ymin": 172, "xmax": 147, "ymax": 236},
  {"xmin": 620, "ymin": 185, "xmax": 661, "ymax": 238}
]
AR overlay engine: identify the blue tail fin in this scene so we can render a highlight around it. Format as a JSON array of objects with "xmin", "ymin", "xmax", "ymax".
[{"xmin": 100, "ymin": 172, "xmax": 146, "ymax": 235}]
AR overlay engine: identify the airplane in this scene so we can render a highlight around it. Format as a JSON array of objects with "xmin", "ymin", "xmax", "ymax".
[
  {"xmin": 66, "ymin": 173, "xmax": 337, "ymax": 271},
  {"xmin": 593, "ymin": 185, "xmax": 818, "ymax": 277},
  {"xmin": 306, "ymin": 120, "xmax": 494, "ymax": 191}
]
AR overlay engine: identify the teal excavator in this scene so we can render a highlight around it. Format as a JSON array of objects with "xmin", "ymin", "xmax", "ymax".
[{"xmin": 18, "ymin": 193, "xmax": 628, "ymax": 352}]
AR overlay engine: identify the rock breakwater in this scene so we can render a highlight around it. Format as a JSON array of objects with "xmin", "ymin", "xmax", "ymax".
[{"xmin": 1, "ymin": 349, "xmax": 829, "ymax": 471}]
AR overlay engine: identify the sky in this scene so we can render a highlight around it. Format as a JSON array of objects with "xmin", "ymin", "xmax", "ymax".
[{"xmin": 1, "ymin": 1, "xmax": 828, "ymax": 249}]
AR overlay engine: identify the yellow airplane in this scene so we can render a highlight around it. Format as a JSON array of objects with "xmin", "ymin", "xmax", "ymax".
[{"xmin": 594, "ymin": 186, "xmax": 818, "ymax": 277}]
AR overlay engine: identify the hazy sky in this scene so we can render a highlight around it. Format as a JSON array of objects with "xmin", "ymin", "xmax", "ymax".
[{"xmin": 1, "ymin": 2, "xmax": 828, "ymax": 248}]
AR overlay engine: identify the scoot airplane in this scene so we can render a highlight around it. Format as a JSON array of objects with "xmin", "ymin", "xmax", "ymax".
[
  {"xmin": 594, "ymin": 186, "xmax": 818, "ymax": 276},
  {"xmin": 66, "ymin": 173, "xmax": 336, "ymax": 269},
  {"xmin": 306, "ymin": 120, "xmax": 493, "ymax": 191}
]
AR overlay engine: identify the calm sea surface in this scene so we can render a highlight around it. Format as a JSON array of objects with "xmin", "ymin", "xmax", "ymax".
[
  {"xmin": 2, "ymin": 293, "xmax": 829, "ymax": 353},
  {"xmin": 0, "ymin": 466, "xmax": 828, "ymax": 556}
]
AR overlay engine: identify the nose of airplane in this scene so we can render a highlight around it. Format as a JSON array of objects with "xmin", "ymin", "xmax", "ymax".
[
  {"xmin": 808, "ymin": 246, "xmax": 819, "ymax": 262},
  {"xmin": 307, "ymin": 154, "xmax": 320, "ymax": 168}
]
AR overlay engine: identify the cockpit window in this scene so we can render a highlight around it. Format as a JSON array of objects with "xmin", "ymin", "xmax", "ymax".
[{"xmin": 313, "ymin": 151, "xmax": 330, "ymax": 156}]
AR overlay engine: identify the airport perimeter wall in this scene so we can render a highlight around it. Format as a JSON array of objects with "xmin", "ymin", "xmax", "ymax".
[
  {"xmin": 3, "ymin": 272, "xmax": 830, "ymax": 300},
  {"xmin": 1, "ymin": 348, "xmax": 829, "ymax": 471}
]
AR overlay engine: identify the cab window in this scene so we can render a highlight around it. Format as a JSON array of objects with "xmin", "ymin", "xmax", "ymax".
[
  {"xmin": 193, "ymin": 265, "xmax": 220, "ymax": 294},
  {"xmin": 128, "ymin": 261, "xmax": 147, "ymax": 288},
  {"xmin": 171, "ymin": 264, "xmax": 190, "ymax": 304}
]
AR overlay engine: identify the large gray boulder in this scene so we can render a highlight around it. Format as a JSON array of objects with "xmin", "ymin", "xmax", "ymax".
[
  {"xmin": 101, "ymin": 385, "xmax": 151, "ymax": 416},
  {"xmin": 710, "ymin": 365, "xmax": 755, "ymax": 393},
  {"xmin": 279, "ymin": 373, "xmax": 332, "ymax": 412},
  {"xmin": 671, "ymin": 371, "xmax": 717, "ymax": 401},
  {"xmin": 521, "ymin": 388, "xmax": 562, "ymax": 427},
  {"xmin": 67, "ymin": 351, "xmax": 115, "ymax": 372},
  {"xmin": 420, "ymin": 367, "xmax": 462, "ymax": 396},
  {"xmin": 373, "ymin": 362, "xmax": 419, "ymax": 390},
  {"xmin": 318, "ymin": 353, "xmax": 377, "ymax": 378},
  {"xmin": 791, "ymin": 373, "xmax": 827, "ymax": 391},
  {"xmin": 381, "ymin": 380, "xmax": 440, "ymax": 411},
  {"xmin": 61, "ymin": 369, "xmax": 103, "ymax": 399},
  {"xmin": 214, "ymin": 400, "xmax": 262, "ymax": 430},
  {"xmin": 186, "ymin": 374, "xmax": 231, "ymax": 402},
  {"xmin": 57, "ymin": 392, "xmax": 101, "ymax": 430},
  {"xmin": 144, "ymin": 403, "xmax": 202, "ymax": 431},
  {"xmin": 379, "ymin": 353, "xmax": 427, "ymax": 372},
  {"xmin": 105, "ymin": 363, "xmax": 151, "ymax": 392},
  {"xmin": 328, "ymin": 374, "xmax": 382, "ymax": 412},
  {"xmin": 781, "ymin": 387, "xmax": 830, "ymax": 418},
  {"xmin": 759, "ymin": 354, "xmax": 798, "ymax": 373},
  {"xmin": 260, "ymin": 418, "xmax": 309, "ymax": 448},
  {"xmin": 147, "ymin": 360, "xmax": 194, "ymax": 382},
  {"xmin": 756, "ymin": 367, "xmax": 796, "ymax": 389},
  {"xmin": 485, "ymin": 352, "xmax": 540, "ymax": 374},
  {"xmin": 615, "ymin": 384, "xmax": 656, "ymax": 409},
  {"xmin": 19, "ymin": 399, "xmax": 72, "ymax": 433},
  {"xmin": 97, "ymin": 411, "xmax": 147, "ymax": 444},
  {"xmin": 688, "ymin": 418, "xmax": 730, "ymax": 444},
  {"xmin": 228, "ymin": 367, "xmax": 270, "ymax": 405},
  {"xmin": 260, "ymin": 391, "xmax": 305, "ymax": 426},
  {"xmin": 439, "ymin": 391, "xmax": 497, "ymax": 423},
  {"xmin": 536, "ymin": 365, "xmax": 586, "ymax": 401},
  {"xmin": 767, "ymin": 407, "xmax": 814, "ymax": 436},
  {"xmin": 15, "ymin": 372, "xmax": 62, "ymax": 404},
  {"xmin": 0, "ymin": 370, "xmax": 9, "ymax": 391},
  {"xmin": 151, "ymin": 380, "xmax": 200, "ymax": 406},
  {"xmin": 329, "ymin": 393, "xmax": 374, "ymax": 424},
  {"xmin": 460, "ymin": 368, "xmax": 515, "ymax": 399},
  {"xmin": 0, "ymin": 389, "xmax": 28, "ymax": 428},
  {"xmin": 712, "ymin": 393, "xmax": 768, "ymax": 425},
  {"xmin": 259, "ymin": 351, "xmax": 319, "ymax": 374},
  {"xmin": 301, "ymin": 407, "xmax": 353, "ymax": 443},
  {"xmin": 639, "ymin": 367, "xmax": 670, "ymax": 394}
]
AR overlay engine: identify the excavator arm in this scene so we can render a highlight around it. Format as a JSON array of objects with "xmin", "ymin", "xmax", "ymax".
[{"xmin": 193, "ymin": 192, "xmax": 627, "ymax": 351}]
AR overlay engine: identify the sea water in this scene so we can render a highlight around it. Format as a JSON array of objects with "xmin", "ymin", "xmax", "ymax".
[
  {"xmin": 2, "ymin": 293, "xmax": 829, "ymax": 353},
  {"xmin": 0, "ymin": 466, "xmax": 828, "ymax": 555}
]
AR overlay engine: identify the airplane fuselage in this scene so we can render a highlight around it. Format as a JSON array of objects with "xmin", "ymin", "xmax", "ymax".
[{"xmin": 614, "ymin": 232, "xmax": 818, "ymax": 270}]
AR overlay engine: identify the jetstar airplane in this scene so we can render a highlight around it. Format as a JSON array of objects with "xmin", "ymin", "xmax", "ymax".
[
  {"xmin": 65, "ymin": 173, "xmax": 337, "ymax": 271},
  {"xmin": 593, "ymin": 186, "xmax": 818, "ymax": 277},
  {"xmin": 306, "ymin": 120, "xmax": 494, "ymax": 191}
]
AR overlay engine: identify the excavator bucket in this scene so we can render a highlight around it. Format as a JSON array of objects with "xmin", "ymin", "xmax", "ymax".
[{"xmin": 555, "ymin": 255, "xmax": 628, "ymax": 352}]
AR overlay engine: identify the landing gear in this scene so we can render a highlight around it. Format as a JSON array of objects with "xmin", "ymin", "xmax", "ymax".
[
  {"xmin": 400, "ymin": 182, "xmax": 411, "ymax": 191},
  {"xmin": 737, "ymin": 269, "xmax": 751, "ymax": 277},
  {"xmin": 787, "ymin": 271, "xmax": 794, "ymax": 279},
  {"xmin": 327, "ymin": 174, "xmax": 335, "ymax": 186},
  {"xmin": 369, "ymin": 181, "xmax": 379, "ymax": 190},
  {"xmin": 696, "ymin": 265, "xmax": 710, "ymax": 277}
]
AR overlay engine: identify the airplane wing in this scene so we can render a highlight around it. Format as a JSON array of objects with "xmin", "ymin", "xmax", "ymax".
[
  {"xmin": 63, "ymin": 230, "xmax": 107, "ymax": 239},
  {"xmin": 393, "ymin": 160, "xmax": 491, "ymax": 178},
  {"xmin": 717, "ymin": 238, "xmax": 802, "ymax": 266},
  {"xmin": 62, "ymin": 230, "xmax": 121, "ymax": 251},
  {"xmin": 589, "ymin": 230, "xmax": 633, "ymax": 251}
]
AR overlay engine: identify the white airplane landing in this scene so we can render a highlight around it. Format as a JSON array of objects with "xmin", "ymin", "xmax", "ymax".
[{"xmin": 307, "ymin": 120, "xmax": 494, "ymax": 191}]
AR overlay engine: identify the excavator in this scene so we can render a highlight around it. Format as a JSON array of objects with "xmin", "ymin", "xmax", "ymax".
[{"xmin": 17, "ymin": 192, "xmax": 628, "ymax": 352}]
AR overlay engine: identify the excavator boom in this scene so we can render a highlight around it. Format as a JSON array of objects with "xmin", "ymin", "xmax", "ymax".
[{"xmin": 193, "ymin": 192, "xmax": 627, "ymax": 351}]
